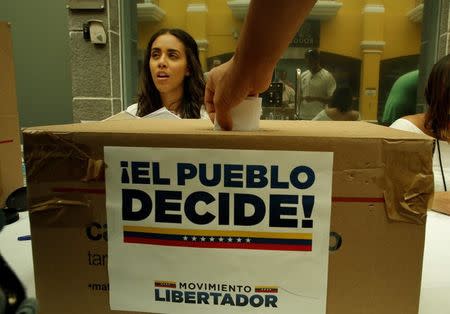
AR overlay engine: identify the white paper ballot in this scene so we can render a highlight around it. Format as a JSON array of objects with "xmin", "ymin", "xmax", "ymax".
[
  {"xmin": 214, "ymin": 97, "xmax": 262, "ymax": 131},
  {"xmin": 142, "ymin": 107, "xmax": 180, "ymax": 120},
  {"xmin": 103, "ymin": 106, "xmax": 181, "ymax": 122}
]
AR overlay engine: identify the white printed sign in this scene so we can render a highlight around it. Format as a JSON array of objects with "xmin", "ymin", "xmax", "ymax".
[{"xmin": 105, "ymin": 147, "xmax": 333, "ymax": 314}]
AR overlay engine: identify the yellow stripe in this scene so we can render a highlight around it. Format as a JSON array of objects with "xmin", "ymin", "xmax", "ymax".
[{"xmin": 124, "ymin": 226, "xmax": 312, "ymax": 240}]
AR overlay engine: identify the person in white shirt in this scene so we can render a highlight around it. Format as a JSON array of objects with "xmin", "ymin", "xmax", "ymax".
[
  {"xmin": 275, "ymin": 70, "xmax": 295, "ymax": 108},
  {"xmin": 299, "ymin": 49, "xmax": 336, "ymax": 120},
  {"xmin": 390, "ymin": 54, "xmax": 450, "ymax": 215},
  {"xmin": 282, "ymin": 83, "xmax": 295, "ymax": 108},
  {"xmin": 127, "ymin": 28, "xmax": 207, "ymax": 119}
]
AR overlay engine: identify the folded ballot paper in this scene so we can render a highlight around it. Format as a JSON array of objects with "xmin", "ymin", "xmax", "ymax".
[
  {"xmin": 103, "ymin": 107, "xmax": 180, "ymax": 121},
  {"xmin": 214, "ymin": 97, "xmax": 262, "ymax": 131}
]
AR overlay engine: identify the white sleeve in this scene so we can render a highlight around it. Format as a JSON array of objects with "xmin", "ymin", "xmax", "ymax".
[
  {"xmin": 389, "ymin": 118, "xmax": 421, "ymax": 133},
  {"xmin": 390, "ymin": 119, "xmax": 406, "ymax": 130}
]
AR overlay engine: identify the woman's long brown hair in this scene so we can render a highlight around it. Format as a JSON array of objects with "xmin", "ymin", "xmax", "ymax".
[
  {"xmin": 137, "ymin": 29, "xmax": 205, "ymax": 118},
  {"xmin": 424, "ymin": 54, "xmax": 450, "ymax": 140}
]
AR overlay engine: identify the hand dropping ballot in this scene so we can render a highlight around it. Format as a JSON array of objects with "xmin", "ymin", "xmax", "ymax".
[
  {"xmin": 214, "ymin": 97, "xmax": 262, "ymax": 131},
  {"xmin": 105, "ymin": 147, "xmax": 333, "ymax": 314}
]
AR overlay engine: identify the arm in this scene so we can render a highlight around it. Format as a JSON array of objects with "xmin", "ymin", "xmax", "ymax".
[{"xmin": 205, "ymin": 0, "xmax": 317, "ymax": 130}]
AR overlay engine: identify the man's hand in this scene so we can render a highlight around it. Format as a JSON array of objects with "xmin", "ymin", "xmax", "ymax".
[
  {"xmin": 204, "ymin": 58, "xmax": 269, "ymax": 130},
  {"xmin": 204, "ymin": 0, "xmax": 317, "ymax": 130}
]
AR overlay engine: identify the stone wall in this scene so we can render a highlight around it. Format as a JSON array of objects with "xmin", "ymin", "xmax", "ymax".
[{"xmin": 68, "ymin": 0, "xmax": 122, "ymax": 122}]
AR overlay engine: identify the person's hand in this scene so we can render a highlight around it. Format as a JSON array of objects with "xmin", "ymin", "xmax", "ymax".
[
  {"xmin": 204, "ymin": 58, "xmax": 271, "ymax": 130},
  {"xmin": 204, "ymin": 58, "xmax": 251, "ymax": 130}
]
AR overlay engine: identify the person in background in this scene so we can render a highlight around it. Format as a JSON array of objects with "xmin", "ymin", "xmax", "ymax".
[
  {"xmin": 204, "ymin": 0, "xmax": 318, "ymax": 129},
  {"xmin": 381, "ymin": 70, "xmax": 419, "ymax": 126},
  {"xmin": 312, "ymin": 87, "xmax": 360, "ymax": 121},
  {"xmin": 276, "ymin": 70, "xmax": 295, "ymax": 108},
  {"xmin": 126, "ymin": 28, "xmax": 208, "ymax": 119},
  {"xmin": 390, "ymin": 55, "xmax": 450, "ymax": 215},
  {"xmin": 299, "ymin": 49, "xmax": 336, "ymax": 120}
]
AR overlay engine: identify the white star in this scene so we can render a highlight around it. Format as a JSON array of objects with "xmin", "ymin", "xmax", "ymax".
[
  {"xmin": 209, "ymin": 237, "xmax": 215, "ymax": 242},
  {"xmin": 219, "ymin": 237, "xmax": 224, "ymax": 242},
  {"xmin": 237, "ymin": 238, "xmax": 242, "ymax": 243},
  {"xmin": 192, "ymin": 236, "xmax": 197, "ymax": 241},
  {"xmin": 200, "ymin": 237, "xmax": 206, "ymax": 242},
  {"xmin": 246, "ymin": 238, "xmax": 251, "ymax": 243},
  {"xmin": 183, "ymin": 236, "xmax": 188, "ymax": 241},
  {"xmin": 228, "ymin": 237, "xmax": 233, "ymax": 242}
]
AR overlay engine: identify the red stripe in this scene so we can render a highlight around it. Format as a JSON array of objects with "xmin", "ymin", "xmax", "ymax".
[
  {"xmin": 124, "ymin": 237, "xmax": 312, "ymax": 251},
  {"xmin": 52, "ymin": 187, "xmax": 106, "ymax": 194},
  {"xmin": 0, "ymin": 139, "xmax": 13, "ymax": 144},
  {"xmin": 332, "ymin": 197, "xmax": 384, "ymax": 203}
]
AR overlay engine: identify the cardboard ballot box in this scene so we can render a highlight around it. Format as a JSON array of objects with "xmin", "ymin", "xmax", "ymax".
[
  {"xmin": 0, "ymin": 21, "xmax": 23, "ymax": 206},
  {"xmin": 23, "ymin": 120, "xmax": 433, "ymax": 314}
]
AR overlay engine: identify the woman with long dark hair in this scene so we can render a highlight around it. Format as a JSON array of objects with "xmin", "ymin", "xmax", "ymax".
[
  {"xmin": 127, "ymin": 28, "xmax": 206, "ymax": 118},
  {"xmin": 391, "ymin": 55, "xmax": 450, "ymax": 214}
]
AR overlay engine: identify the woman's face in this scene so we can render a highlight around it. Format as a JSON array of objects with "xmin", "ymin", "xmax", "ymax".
[{"xmin": 149, "ymin": 33, "xmax": 189, "ymax": 96}]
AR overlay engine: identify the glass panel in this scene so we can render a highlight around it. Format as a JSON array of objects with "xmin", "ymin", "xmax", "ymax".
[{"xmin": 129, "ymin": 0, "xmax": 426, "ymax": 124}]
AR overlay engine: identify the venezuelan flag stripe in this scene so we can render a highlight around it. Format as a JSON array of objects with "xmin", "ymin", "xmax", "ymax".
[
  {"xmin": 255, "ymin": 286, "xmax": 278, "ymax": 293},
  {"xmin": 123, "ymin": 229, "xmax": 312, "ymax": 251},
  {"xmin": 124, "ymin": 237, "xmax": 312, "ymax": 251},
  {"xmin": 124, "ymin": 231, "xmax": 311, "ymax": 245},
  {"xmin": 154, "ymin": 281, "xmax": 176, "ymax": 288},
  {"xmin": 123, "ymin": 226, "xmax": 312, "ymax": 240}
]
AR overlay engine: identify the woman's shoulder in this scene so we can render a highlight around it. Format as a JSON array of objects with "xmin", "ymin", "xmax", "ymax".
[
  {"xmin": 402, "ymin": 113, "xmax": 425, "ymax": 124},
  {"xmin": 400, "ymin": 113, "xmax": 427, "ymax": 132},
  {"xmin": 390, "ymin": 114, "xmax": 425, "ymax": 133}
]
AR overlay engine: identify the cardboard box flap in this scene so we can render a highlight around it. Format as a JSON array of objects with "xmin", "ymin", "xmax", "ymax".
[
  {"xmin": 23, "ymin": 120, "xmax": 433, "ymax": 224},
  {"xmin": 24, "ymin": 119, "xmax": 431, "ymax": 140}
]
